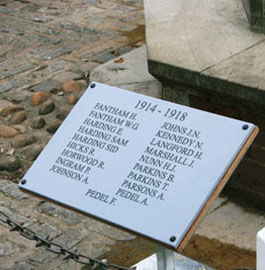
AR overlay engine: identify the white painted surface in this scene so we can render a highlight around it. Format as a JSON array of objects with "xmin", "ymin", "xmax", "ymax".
[
  {"xmin": 257, "ymin": 227, "xmax": 265, "ymax": 270},
  {"xmin": 133, "ymin": 254, "xmax": 157, "ymax": 270},
  {"xmin": 133, "ymin": 251, "xmax": 212, "ymax": 270},
  {"xmin": 19, "ymin": 83, "xmax": 254, "ymax": 249}
]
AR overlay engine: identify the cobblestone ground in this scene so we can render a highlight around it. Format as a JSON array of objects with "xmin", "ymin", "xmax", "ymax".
[{"xmin": 0, "ymin": 1, "xmax": 155, "ymax": 269}]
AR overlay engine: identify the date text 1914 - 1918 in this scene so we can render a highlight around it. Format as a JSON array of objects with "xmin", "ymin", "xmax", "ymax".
[{"xmin": 134, "ymin": 100, "xmax": 188, "ymax": 121}]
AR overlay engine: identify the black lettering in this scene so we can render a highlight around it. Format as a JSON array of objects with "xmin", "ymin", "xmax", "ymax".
[{"xmin": 85, "ymin": 189, "xmax": 110, "ymax": 204}]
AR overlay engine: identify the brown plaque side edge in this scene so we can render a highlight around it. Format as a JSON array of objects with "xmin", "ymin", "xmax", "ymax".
[{"xmin": 176, "ymin": 126, "xmax": 259, "ymax": 253}]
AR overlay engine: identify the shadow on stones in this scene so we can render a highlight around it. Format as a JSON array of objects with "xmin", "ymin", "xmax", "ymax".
[{"xmin": 121, "ymin": 25, "xmax": 146, "ymax": 46}]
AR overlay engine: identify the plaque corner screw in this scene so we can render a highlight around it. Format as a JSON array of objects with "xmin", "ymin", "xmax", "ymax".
[
  {"xmin": 90, "ymin": 83, "xmax": 96, "ymax": 89},
  {"xmin": 242, "ymin": 124, "xmax": 249, "ymax": 130},
  {"xmin": 21, "ymin": 179, "xmax": 27, "ymax": 185},
  {"xmin": 170, "ymin": 236, "xmax": 176, "ymax": 242}
]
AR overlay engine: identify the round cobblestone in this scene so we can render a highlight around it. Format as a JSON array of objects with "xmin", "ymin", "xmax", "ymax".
[
  {"xmin": 0, "ymin": 125, "xmax": 18, "ymax": 138},
  {"xmin": 21, "ymin": 144, "xmax": 43, "ymax": 161},
  {"xmin": 0, "ymin": 105, "xmax": 24, "ymax": 117},
  {"xmin": 10, "ymin": 111, "xmax": 27, "ymax": 125},
  {"xmin": 38, "ymin": 100, "xmax": 55, "ymax": 115},
  {"xmin": 12, "ymin": 134, "xmax": 37, "ymax": 149},
  {"xmin": 56, "ymin": 106, "xmax": 71, "ymax": 120},
  {"xmin": 31, "ymin": 117, "xmax": 46, "ymax": 129},
  {"xmin": 62, "ymin": 80, "xmax": 80, "ymax": 93},
  {"xmin": 67, "ymin": 94, "xmax": 78, "ymax": 105},
  {"xmin": 31, "ymin": 92, "xmax": 49, "ymax": 106}
]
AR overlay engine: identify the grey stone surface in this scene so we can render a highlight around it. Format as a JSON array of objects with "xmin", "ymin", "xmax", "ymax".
[
  {"xmin": 95, "ymin": 47, "xmax": 133, "ymax": 63},
  {"xmin": 145, "ymin": 0, "xmax": 264, "ymax": 71},
  {"xmin": 0, "ymin": 0, "xmax": 12, "ymax": 6},
  {"xmin": 74, "ymin": 232, "xmax": 115, "ymax": 259},
  {"xmin": 30, "ymin": 80, "xmax": 61, "ymax": 92},
  {"xmin": 145, "ymin": 0, "xmax": 265, "ymax": 105},
  {"xmin": 27, "ymin": 251, "xmax": 57, "ymax": 265},
  {"xmin": 36, "ymin": 202, "xmax": 84, "ymax": 225},
  {"xmin": 0, "ymin": 205, "xmax": 33, "ymax": 228},
  {"xmin": 3, "ymin": 88, "xmax": 32, "ymax": 103},
  {"xmin": 20, "ymin": 4, "xmax": 40, "ymax": 12},
  {"xmin": 7, "ymin": 262, "xmax": 34, "ymax": 270},
  {"xmin": 86, "ymin": 218, "xmax": 136, "ymax": 241},
  {"xmin": 0, "ymin": 242, "xmax": 18, "ymax": 257},
  {"xmin": 29, "ymin": 223, "xmax": 62, "ymax": 240},
  {"xmin": 0, "ymin": 82, "xmax": 13, "ymax": 93},
  {"xmin": 90, "ymin": 46, "xmax": 162, "ymax": 98},
  {"xmin": 203, "ymin": 40, "xmax": 265, "ymax": 97},
  {"xmin": 0, "ymin": 180, "xmax": 30, "ymax": 200},
  {"xmin": 55, "ymin": 229, "xmax": 84, "ymax": 249},
  {"xmin": 19, "ymin": 13, "xmax": 52, "ymax": 23},
  {"xmin": 0, "ymin": 6, "xmax": 16, "ymax": 15},
  {"xmin": 42, "ymin": 46, "xmax": 75, "ymax": 60},
  {"xmin": 52, "ymin": 71, "xmax": 82, "ymax": 83},
  {"xmin": 96, "ymin": 52, "xmax": 117, "ymax": 63},
  {"xmin": 60, "ymin": 22, "xmax": 96, "ymax": 34},
  {"xmin": 32, "ymin": 25, "xmax": 60, "ymax": 35},
  {"xmin": 0, "ymin": 63, "xmax": 36, "ymax": 80},
  {"xmin": 46, "ymin": 60, "xmax": 72, "ymax": 73}
]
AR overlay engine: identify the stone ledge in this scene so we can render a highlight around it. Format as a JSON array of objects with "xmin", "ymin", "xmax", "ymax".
[
  {"xmin": 90, "ymin": 46, "xmax": 162, "ymax": 98},
  {"xmin": 144, "ymin": 0, "xmax": 265, "ymax": 106},
  {"xmin": 148, "ymin": 59, "xmax": 265, "ymax": 106}
]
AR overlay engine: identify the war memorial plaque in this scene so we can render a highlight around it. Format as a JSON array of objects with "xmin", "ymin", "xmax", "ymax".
[{"xmin": 19, "ymin": 82, "xmax": 258, "ymax": 251}]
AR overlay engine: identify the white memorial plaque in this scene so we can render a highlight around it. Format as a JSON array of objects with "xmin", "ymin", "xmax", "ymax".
[{"xmin": 19, "ymin": 82, "xmax": 257, "ymax": 250}]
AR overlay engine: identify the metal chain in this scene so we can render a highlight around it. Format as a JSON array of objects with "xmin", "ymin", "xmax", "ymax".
[{"xmin": 0, "ymin": 210, "xmax": 136, "ymax": 270}]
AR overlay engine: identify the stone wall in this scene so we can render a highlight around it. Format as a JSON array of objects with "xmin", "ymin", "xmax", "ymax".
[
  {"xmin": 148, "ymin": 69, "xmax": 265, "ymax": 212},
  {"xmin": 243, "ymin": 0, "xmax": 265, "ymax": 32},
  {"xmin": 189, "ymin": 90, "xmax": 265, "ymax": 212}
]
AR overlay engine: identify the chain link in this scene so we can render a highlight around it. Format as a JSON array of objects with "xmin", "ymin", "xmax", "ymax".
[
  {"xmin": 0, "ymin": 210, "xmax": 258, "ymax": 270},
  {"xmin": 0, "ymin": 210, "xmax": 136, "ymax": 270}
]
